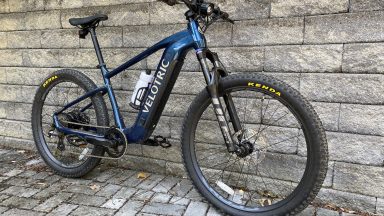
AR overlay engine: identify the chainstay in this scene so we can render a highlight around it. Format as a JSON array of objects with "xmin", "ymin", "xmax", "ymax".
[{"xmin": 54, "ymin": 120, "xmax": 128, "ymax": 160}]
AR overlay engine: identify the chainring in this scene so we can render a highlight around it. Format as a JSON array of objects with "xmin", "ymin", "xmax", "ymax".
[{"xmin": 105, "ymin": 128, "xmax": 127, "ymax": 158}]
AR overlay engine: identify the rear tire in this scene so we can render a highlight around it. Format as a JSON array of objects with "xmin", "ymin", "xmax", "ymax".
[
  {"xmin": 181, "ymin": 73, "xmax": 328, "ymax": 215},
  {"xmin": 31, "ymin": 69, "xmax": 109, "ymax": 178}
]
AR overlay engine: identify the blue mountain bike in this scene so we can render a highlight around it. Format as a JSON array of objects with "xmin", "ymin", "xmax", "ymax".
[{"xmin": 31, "ymin": 0, "xmax": 328, "ymax": 215}]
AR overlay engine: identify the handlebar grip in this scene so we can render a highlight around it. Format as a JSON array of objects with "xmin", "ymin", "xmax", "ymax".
[{"xmin": 158, "ymin": 0, "xmax": 178, "ymax": 6}]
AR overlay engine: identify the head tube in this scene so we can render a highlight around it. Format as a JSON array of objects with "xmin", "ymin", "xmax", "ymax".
[{"xmin": 188, "ymin": 20, "xmax": 206, "ymax": 49}]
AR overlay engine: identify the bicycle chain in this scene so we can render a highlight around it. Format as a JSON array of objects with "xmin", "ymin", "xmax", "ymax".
[{"xmin": 54, "ymin": 120, "xmax": 128, "ymax": 160}]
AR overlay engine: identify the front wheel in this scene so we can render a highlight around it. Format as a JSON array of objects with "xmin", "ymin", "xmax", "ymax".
[{"xmin": 181, "ymin": 74, "xmax": 328, "ymax": 215}]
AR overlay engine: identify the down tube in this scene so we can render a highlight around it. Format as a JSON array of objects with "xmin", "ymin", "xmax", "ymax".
[{"xmin": 124, "ymin": 36, "xmax": 195, "ymax": 143}]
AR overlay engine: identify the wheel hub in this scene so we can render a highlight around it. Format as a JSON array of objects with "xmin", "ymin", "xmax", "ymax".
[{"xmin": 235, "ymin": 141, "xmax": 254, "ymax": 158}]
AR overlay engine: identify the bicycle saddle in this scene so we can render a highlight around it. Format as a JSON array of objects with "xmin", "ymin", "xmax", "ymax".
[{"xmin": 69, "ymin": 14, "xmax": 108, "ymax": 28}]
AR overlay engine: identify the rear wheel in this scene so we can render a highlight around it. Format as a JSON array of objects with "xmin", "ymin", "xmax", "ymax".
[
  {"xmin": 31, "ymin": 69, "xmax": 109, "ymax": 178},
  {"xmin": 182, "ymin": 74, "xmax": 328, "ymax": 215}
]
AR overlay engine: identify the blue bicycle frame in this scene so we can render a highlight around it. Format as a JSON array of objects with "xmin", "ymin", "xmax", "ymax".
[{"xmin": 53, "ymin": 20, "xmax": 207, "ymax": 144}]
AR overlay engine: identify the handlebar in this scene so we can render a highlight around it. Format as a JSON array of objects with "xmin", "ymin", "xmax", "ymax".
[{"xmin": 158, "ymin": 0, "xmax": 234, "ymax": 24}]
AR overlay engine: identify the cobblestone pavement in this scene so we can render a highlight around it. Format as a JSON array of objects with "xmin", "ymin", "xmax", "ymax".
[{"xmin": 0, "ymin": 147, "xmax": 360, "ymax": 216}]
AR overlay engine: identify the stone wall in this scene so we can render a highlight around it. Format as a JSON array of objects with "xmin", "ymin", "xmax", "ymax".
[{"xmin": 0, "ymin": 0, "xmax": 383, "ymax": 214}]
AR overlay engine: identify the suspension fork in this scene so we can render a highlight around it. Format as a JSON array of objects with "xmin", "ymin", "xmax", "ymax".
[{"xmin": 196, "ymin": 49, "xmax": 242, "ymax": 153}]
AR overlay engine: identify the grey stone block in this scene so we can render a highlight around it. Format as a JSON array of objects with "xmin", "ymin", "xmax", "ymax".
[
  {"xmin": 81, "ymin": 27, "xmax": 123, "ymax": 48},
  {"xmin": 7, "ymin": 31, "xmax": 41, "ymax": 48},
  {"xmin": 333, "ymin": 162, "xmax": 384, "ymax": 197},
  {"xmin": 233, "ymin": 17, "xmax": 304, "ymax": 46},
  {"xmin": 305, "ymin": 11, "xmax": 384, "ymax": 43},
  {"xmin": 271, "ymin": 0, "xmax": 348, "ymax": 17},
  {"xmin": 214, "ymin": 0, "xmax": 270, "ymax": 20},
  {"xmin": 211, "ymin": 47, "xmax": 264, "ymax": 72},
  {"xmin": 265, "ymin": 45, "xmax": 343, "ymax": 72},
  {"xmin": 123, "ymin": 24, "xmax": 184, "ymax": 48},
  {"xmin": 61, "ymin": 4, "xmax": 149, "ymax": 29},
  {"xmin": 0, "ymin": 13, "xmax": 26, "ymax": 31},
  {"xmin": 376, "ymin": 198, "xmax": 384, "ymax": 214},
  {"xmin": 118, "ymin": 155, "xmax": 167, "ymax": 175},
  {"xmin": 343, "ymin": 43, "xmax": 384, "ymax": 74},
  {"xmin": 0, "ymin": 32, "xmax": 7, "ymax": 48},
  {"xmin": 44, "ymin": 0, "xmax": 83, "ymax": 10},
  {"xmin": 350, "ymin": 0, "xmax": 384, "ymax": 12},
  {"xmin": 0, "ymin": 50, "xmax": 23, "ymax": 66},
  {"xmin": 142, "ymin": 140, "xmax": 182, "ymax": 163},
  {"xmin": 149, "ymin": 2, "xmax": 186, "ymax": 24},
  {"xmin": 0, "ymin": 0, "xmax": 9, "ymax": 13},
  {"xmin": 328, "ymin": 132, "xmax": 384, "ymax": 165},
  {"xmin": 312, "ymin": 102, "xmax": 340, "ymax": 131},
  {"xmin": 41, "ymin": 29, "xmax": 79, "ymax": 48},
  {"xmin": 9, "ymin": 0, "xmax": 44, "ymax": 12},
  {"xmin": 25, "ymin": 11, "xmax": 61, "ymax": 30},
  {"xmin": 300, "ymin": 74, "xmax": 384, "ymax": 104},
  {"xmin": 115, "ymin": 200, "xmax": 144, "ymax": 216},
  {"xmin": 339, "ymin": 104, "xmax": 384, "ymax": 136},
  {"xmin": 315, "ymin": 188, "xmax": 376, "ymax": 213},
  {"xmin": 23, "ymin": 49, "xmax": 61, "ymax": 67}
]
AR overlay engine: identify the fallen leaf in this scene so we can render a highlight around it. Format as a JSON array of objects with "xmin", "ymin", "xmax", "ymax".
[
  {"xmin": 89, "ymin": 184, "xmax": 100, "ymax": 191},
  {"xmin": 137, "ymin": 172, "xmax": 149, "ymax": 180}
]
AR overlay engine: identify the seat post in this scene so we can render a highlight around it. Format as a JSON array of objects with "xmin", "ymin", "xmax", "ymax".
[{"xmin": 89, "ymin": 27, "xmax": 105, "ymax": 67}]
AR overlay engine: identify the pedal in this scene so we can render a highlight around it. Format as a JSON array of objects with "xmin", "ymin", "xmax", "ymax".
[{"xmin": 143, "ymin": 136, "xmax": 172, "ymax": 148}]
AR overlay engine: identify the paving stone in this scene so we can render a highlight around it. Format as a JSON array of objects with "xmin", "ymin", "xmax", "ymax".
[
  {"xmin": 69, "ymin": 206, "xmax": 115, "ymax": 216},
  {"xmin": 115, "ymin": 200, "xmax": 145, "ymax": 216},
  {"xmin": 136, "ymin": 174, "xmax": 165, "ymax": 190},
  {"xmin": 113, "ymin": 187, "xmax": 137, "ymax": 199},
  {"xmin": 315, "ymin": 188, "xmax": 376, "ymax": 213},
  {"xmin": 101, "ymin": 198, "xmax": 126, "ymax": 209},
  {"xmin": 132, "ymin": 189, "xmax": 154, "ymax": 201},
  {"xmin": 0, "ymin": 206, "xmax": 9, "ymax": 214},
  {"xmin": 206, "ymin": 207, "xmax": 224, "ymax": 216},
  {"xmin": 69, "ymin": 194, "xmax": 108, "ymax": 206},
  {"xmin": 46, "ymin": 203, "xmax": 78, "ymax": 216},
  {"xmin": 152, "ymin": 176, "xmax": 180, "ymax": 193},
  {"xmin": 185, "ymin": 188, "xmax": 204, "ymax": 201},
  {"xmin": 93, "ymin": 169, "xmax": 119, "ymax": 182},
  {"xmin": 0, "ymin": 194, "xmax": 9, "ymax": 202},
  {"xmin": 65, "ymin": 183, "xmax": 101, "ymax": 195},
  {"xmin": 122, "ymin": 172, "xmax": 147, "ymax": 187},
  {"xmin": 0, "ymin": 196, "xmax": 40, "ymax": 209},
  {"xmin": 169, "ymin": 179, "xmax": 193, "ymax": 197},
  {"xmin": 0, "ymin": 186, "xmax": 40, "ymax": 198},
  {"xmin": 141, "ymin": 202, "xmax": 186, "ymax": 216},
  {"xmin": 1, "ymin": 208, "xmax": 45, "ymax": 216},
  {"xmin": 106, "ymin": 170, "xmax": 136, "ymax": 184},
  {"xmin": 96, "ymin": 184, "xmax": 122, "ymax": 197},
  {"xmin": 18, "ymin": 170, "xmax": 38, "ymax": 178},
  {"xmin": 34, "ymin": 192, "xmax": 72, "ymax": 212},
  {"xmin": 184, "ymin": 201, "xmax": 209, "ymax": 216},
  {"xmin": 296, "ymin": 206, "xmax": 316, "ymax": 215},
  {"xmin": 151, "ymin": 193, "xmax": 172, "ymax": 203},
  {"xmin": 3, "ymin": 169, "xmax": 23, "ymax": 177},
  {"xmin": 169, "ymin": 196, "xmax": 191, "ymax": 206},
  {"xmin": 33, "ymin": 182, "xmax": 66, "ymax": 199},
  {"xmin": 316, "ymin": 208, "xmax": 340, "ymax": 216}
]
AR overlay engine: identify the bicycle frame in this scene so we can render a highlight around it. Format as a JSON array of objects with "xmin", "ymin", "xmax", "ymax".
[{"xmin": 53, "ymin": 18, "xmax": 240, "ymax": 151}]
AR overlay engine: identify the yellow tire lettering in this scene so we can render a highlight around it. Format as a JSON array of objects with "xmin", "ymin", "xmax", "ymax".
[{"xmin": 247, "ymin": 82, "xmax": 281, "ymax": 97}]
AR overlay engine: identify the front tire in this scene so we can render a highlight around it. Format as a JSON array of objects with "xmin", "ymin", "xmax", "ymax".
[{"xmin": 181, "ymin": 73, "xmax": 328, "ymax": 215}]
